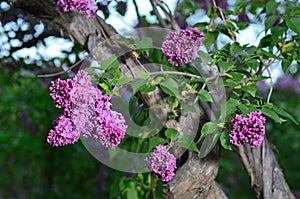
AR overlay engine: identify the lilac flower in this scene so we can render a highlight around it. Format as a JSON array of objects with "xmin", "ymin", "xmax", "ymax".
[
  {"xmin": 49, "ymin": 78, "xmax": 74, "ymax": 109},
  {"xmin": 145, "ymin": 145, "xmax": 177, "ymax": 182},
  {"xmin": 70, "ymin": 70, "xmax": 98, "ymax": 137},
  {"xmin": 93, "ymin": 89, "xmax": 127, "ymax": 148},
  {"xmin": 161, "ymin": 28, "xmax": 205, "ymax": 66},
  {"xmin": 56, "ymin": 0, "xmax": 97, "ymax": 18},
  {"xmin": 230, "ymin": 111, "xmax": 266, "ymax": 148},
  {"xmin": 47, "ymin": 114, "xmax": 80, "ymax": 147},
  {"xmin": 48, "ymin": 69, "xmax": 128, "ymax": 148}
]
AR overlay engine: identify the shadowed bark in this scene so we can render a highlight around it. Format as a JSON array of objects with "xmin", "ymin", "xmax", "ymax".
[
  {"xmin": 7, "ymin": 0, "xmax": 294, "ymax": 198},
  {"xmin": 238, "ymin": 139, "xmax": 295, "ymax": 199}
]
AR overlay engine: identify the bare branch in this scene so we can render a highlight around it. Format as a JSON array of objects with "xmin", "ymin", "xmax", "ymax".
[
  {"xmin": 37, "ymin": 59, "xmax": 85, "ymax": 78},
  {"xmin": 149, "ymin": 0, "xmax": 168, "ymax": 28},
  {"xmin": 132, "ymin": 0, "xmax": 141, "ymax": 26}
]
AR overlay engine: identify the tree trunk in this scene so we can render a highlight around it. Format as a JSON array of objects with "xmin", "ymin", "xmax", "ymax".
[{"xmin": 238, "ymin": 139, "xmax": 295, "ymax": 199}]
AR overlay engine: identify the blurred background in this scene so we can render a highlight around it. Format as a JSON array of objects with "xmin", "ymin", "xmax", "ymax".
[{"xmin": 0, "ymin": 0, "xmax": 300, "ymax": 198}]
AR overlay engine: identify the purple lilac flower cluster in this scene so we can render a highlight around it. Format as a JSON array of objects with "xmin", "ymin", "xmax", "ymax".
[
  {"xmin": 94, "ymin": 89, "xmax": 127, "ymax": 148},
  {"xmin": 144, "ymin": 145, "xmax": 176, "ymax": 182},
  {"xmin": 229, "ymin": 111, "xmax": 266, "ymax": 148},
  {"xmin": 56, "ymin": 0, "xmax": 97, "ymax": 18},
  {"xmin": 47, "ymin": 70, "xmax": 127, "ymax": 148},
  {"xmin": 47, "ymin": 114, "xmax": 79, "ymax": 147},
  {"xmin": 161, "ymin": 28, "xmax": 205, "ymax": 66}
]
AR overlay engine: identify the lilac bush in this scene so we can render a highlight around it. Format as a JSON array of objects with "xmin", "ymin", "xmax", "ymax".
[
  {"xmin": 144, "ymin": 145, "xmax": 177, "ymax": 182},
  {"xmin": 161, "ymin": 28, "xmax": 205, "ymax": 66},
  {"xmin": 229, "ymin": 111, "xmax": 266, "ymax": 148}
]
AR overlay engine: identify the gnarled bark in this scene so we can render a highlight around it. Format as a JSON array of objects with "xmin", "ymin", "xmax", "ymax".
[{"xmin": 238, "ymin": 139, "xmax": 295, "ymax": 199}]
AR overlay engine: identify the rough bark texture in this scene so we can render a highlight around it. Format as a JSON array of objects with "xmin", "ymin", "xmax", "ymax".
[
  {"xmin": 7, "ymin": 0, "xmax": 294, "ymax": 198},
  {"xmin": 238, "ymin": 139, "xmax": 295, "ymax": 199}
]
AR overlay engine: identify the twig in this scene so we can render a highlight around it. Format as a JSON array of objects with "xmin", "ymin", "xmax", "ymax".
[
  {"xmin": 37, "ymin": 59, "xmax": 85, "ymax": 78},
  {"xmin": 132, "ymin": 0, "xmax": 141, "ymax": 26},
  {"xmin": 155, "ymin": 0, "xmax": 180, "ymax": 30},
  {"xmin": 149, "ymin": 70, "xmax": 202, "ymax": 79},
  {"xmin": 149, "ymin": 0, "xmax": 168, "ymax": 28},
  {"xmin": 266, "ymin": 67, "xmax": 273, "ymax": 103},
  {"xmin": 174, "ymin": 0, "xmax": 181, "ymax": 14},
  {"xmin": 211, "ymin": 0, "xmax": 236, "ymax": 40},
  {"xmin": 211, "ymin": 0, "xmax": 227, "ymax": 25},
  {"xmin": 151, "ymin": 175, "xmax": 157, "ymax": 199}
]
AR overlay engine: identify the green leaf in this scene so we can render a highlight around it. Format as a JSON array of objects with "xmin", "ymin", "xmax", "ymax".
[
  {"xmin": 218, "ymin": 60, "xmax": 235, "ymax": 73},
  {"xmin": 198, "ymin": 89, "xmax": 213, "ymax": 102},
  {"xmin": 126, "ymin": 188, "xmax": 138, "ymax": 199},
  {"xmin": 131, "ymin": 78, "xmax": 148, "ymax": 94},
  {"xmin": 116, "ymin": 76, "xmax": 132, "ymax": 86},
  {"xmin": 140, "ymin": 85, "xmax": 156, "ymax": 93},
  {"xmin": 220, "ymin": 98, "xmax": 240, "ymax": 119},
  {"xmin": 281, "ymin": 59, "xmax": 292, "ymax": 73},
  {"xmin": 258, "ymin": 35, "xmax": 273, "ymax": 48},
  {"xmin": 256, "ymin": 49, "xmax": 282, "ymax": 59},
  {"xmin": 220, "ymin": 131, "xmax": 234, "ymax": 150},
  {"xmin": 140, "ymin": 69, "xmax": 150, "ymax": 79},
  {"xmin": 198, "ymin": 50, "xmax": 211, "ymax": 66},
  {"xmin": 241, "ymin": 82, "xmax": 258, "ymax": 97},
  {"xmin": 247, "ymin": 61, "xmax": 260, "ymax": 71},
  {"xmin": 238, "ymin": 104, "xmax": 257, "ymax": 115},
  {"xmin": 285, "ymin": 17, "xmax": 300, "ymax": 35},
  {"xmin": 100, "ymin": 56, "xmax": 119, "ymax": 70},
  {"xmin": 265, "ymin": 15, "xmax": 279, "ymax": 32},
  {"xmin": 180, "ymin": 104, "xmax": 197, "ymax": 112},
  {"xmin": 230, "ymin": 42, "xmax": 243, "ymax": 54},
  {"xmin": 266, "ymin": 0, "xmax": 279, "ymax": 15},
  {"xmin": 150, "ymin": 104, "xmax": 167, "ymax": 109},
  {"xmin": 203, "ymin": 31, "xmax": 218, "ymax": 49},
  {"xmin": 98, "ymin": 83, "xmax": 110, "ymax": 93},
  {"xmin": 197, "ymin": 122, "xmax": 218, "ymax": 143},
  {"xmin": 261, "ymin": 107, "xmax": 286, "ymax": 123},
  {"xmin": 227, "ymin": 72, "xmax": 243, "ymax": 82},
  {"xmin": 199, "ymin": 133, "xmax": 220, "ymax": 158},
  {"xmin": 135, "ymin": 37, "xmax": 153, "ymax": 49},
  {"xmin": 165, "ymin": 128, "xmax": 179, "ymax": 139},
  {"xmin": 148, "ymin": 137, "xmax": 165, "ymax": 151},
  {"xmin": 159, "ymin": 78, "xmax": 180, "ymax": 97},
  {"xmin": 176, "ymin": 135, "xmax": 199, "ymax": 153},
  {"xmin": 264, "ymin": 103, "xmax": 299, "ymax": 125}
]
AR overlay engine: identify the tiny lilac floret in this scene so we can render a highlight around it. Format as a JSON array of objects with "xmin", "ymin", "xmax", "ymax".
[
  {"xmin": 56, "ymin": 0, "xmax": 97, "ymax": 18},
  {"xmin": 161, "ymin": 28, "xmax": 205, "ymax": 66},
  {"xmin": 229, "ymin": 111, "xmax": 266, "ymax": 148},
  {"xmin": 145, "ymin": 145, "xmax": 177, "ymax": 182}
]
